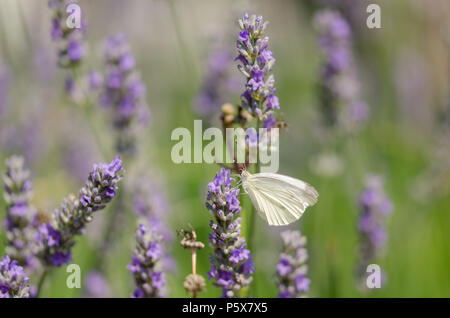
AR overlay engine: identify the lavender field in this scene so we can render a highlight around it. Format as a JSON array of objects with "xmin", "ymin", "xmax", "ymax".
[{"xmin": 0, "ymin": 0, "xmax": 450, "ymax": 298}]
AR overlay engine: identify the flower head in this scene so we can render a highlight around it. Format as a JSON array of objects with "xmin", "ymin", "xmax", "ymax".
[
  {"xmin": 357, "ymin": 175, "xmax": 392, "ymax": 287},
  {"xmin": 101, "ymin": 34, "xmax": 150, "ymax": 156},
  {"xmin": 276, "ymin": 230, "xmax": 310, "ymax": 298},
  {"xmin": 314, "ymin": 9, "xmax": 368, "ymax": 131},
  {"xmin": 236, "ymin": 13, "xmax": 278, "ymax": 121},
  {"xmin": 206, "ymin": 168, "xmax": 254, "ymax": 297},
  {"xmin": 49, "ymin": 0, "xmax": 86, "ymax": 68},
  {"xmin": 36, "ymin": 156, "xmax": 124, "ymax": 267},
  {"xmin": 2, "ymin": 156, "xmax": 38, "ymax": 268},
  {"xmin": 0, "ymin": 255, "xmax": 30, "ymax": 298},
  {"xmin": 128, "ymin": 224, "xmax": 166, "ymax": 298}
]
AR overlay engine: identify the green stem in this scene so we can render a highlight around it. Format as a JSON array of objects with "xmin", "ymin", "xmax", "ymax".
[
  {"xmin": 36, "ymin": 268, "xmax": 48, "ymax": 298},
  {"xmin": 246, "ymin": 117, "xmax": 261, "ymax": 297}
]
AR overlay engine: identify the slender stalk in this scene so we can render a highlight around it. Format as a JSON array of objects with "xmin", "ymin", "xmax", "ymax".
[
  {"xmin": 191, "ymin": 249, "xmax": 197, "ymax": 298},
  {"xmin": 191, "ymin": 249, "xmax": 197, "ymax": 275},
  {"xmin": 36, "ymin": 268, "xmax": 48, "ymax": 298},
  {"xmin": 247, "ymin": 117, "xmax": 260, "ymax": 253}
]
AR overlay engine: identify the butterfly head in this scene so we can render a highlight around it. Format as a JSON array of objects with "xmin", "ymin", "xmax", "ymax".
[{"xmin": 240, "ymin": 169, "xmax": 251, "ymax": 182}]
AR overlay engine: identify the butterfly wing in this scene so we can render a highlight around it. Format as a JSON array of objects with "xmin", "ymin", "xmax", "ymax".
[{"xmin": 244, "ymin": 172, "xmax": 318, "ymax": 226}]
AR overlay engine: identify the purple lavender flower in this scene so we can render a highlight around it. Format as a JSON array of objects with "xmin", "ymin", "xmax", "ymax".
[
  {"xmin": 276, "ymin": 230, "xmax": 310, "ymax": 298},
  {"xmin": 84, "ymin": 271, "xmax": 112, "ymax": 298},
  {"xmin": 236, "ymin": 14, "xmax": 278, "ymax": 120},
  {"xmin": 206, "ymin": 168, "xmax": 254, "ymax": 297},
  {"xmin": 2, "ymin": 156, "xmax": 38, "ymax": 268},
  {"xmin": 314, "ymin": 9, "xmax": 368, "ymax": 130},
  {"xmin": 49, "ymin": 0, "xmax": 86, "ymax": 68},
  {"xmin": 130, "ymin": 174, "xmax": 175, "ymax": 273},
  {"xmin": 88, "ymin": 70, "xmax": 104, "ymax": 91},
  {"xmin": 128, "ymin": 224, "xmax": 166, "ymax": 298},
  {"xmin": 0, "ymin": 255, "xmax": 30, "ymax": 298},
  {"xmin": 101, "ymin": 34, "xmax": 150, "ymax": 156},
  {"xmin": 194, "ymin": 49, "xmax": 242, "ymax": 122},
  {"xmin": 357, "ymin": 175, "xmax": 392, "ymax": 285},
  {"xmin": 36, "ymin": 156, "xmax": 124, "ymax": 267}
]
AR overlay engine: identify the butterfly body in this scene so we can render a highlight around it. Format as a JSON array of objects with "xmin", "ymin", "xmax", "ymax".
[{"xmin": 241, "ymin": 170, "xmax": 318, "ymax": 226}]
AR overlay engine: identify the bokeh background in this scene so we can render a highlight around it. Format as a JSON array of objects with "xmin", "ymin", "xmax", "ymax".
[{"xmin": 0, "ymin": 0, "xmax": 450, "ymax": 297}]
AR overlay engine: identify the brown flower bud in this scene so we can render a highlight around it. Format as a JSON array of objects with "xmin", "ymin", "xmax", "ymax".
[
  {"xmin": 184, "ymin": 274, "xmax": 206, "ymax": 295},
  {"xmin": 221, "ymin": 103, "xmax": 235, "ymax": 115}
]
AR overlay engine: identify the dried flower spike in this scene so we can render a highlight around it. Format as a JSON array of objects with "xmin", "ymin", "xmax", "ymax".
[{"xmin": 179, "ymin": 225, "xmax": 206, "ymax": 297}]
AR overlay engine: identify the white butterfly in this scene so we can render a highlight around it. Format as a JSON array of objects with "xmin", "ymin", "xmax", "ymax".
[{"xmin": 240, "ymin": 170, "xmax": 319, "ymax": 226}]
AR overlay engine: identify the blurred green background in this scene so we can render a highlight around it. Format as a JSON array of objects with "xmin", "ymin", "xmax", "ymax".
[{"xmin": 0, "ymin": 0, "xmax": 449, "ymax": 297}]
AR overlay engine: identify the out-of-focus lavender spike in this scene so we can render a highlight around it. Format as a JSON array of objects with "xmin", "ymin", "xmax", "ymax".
[
  {"xmin": 314, "ymin": 9, "xmax": 368, "ymax": 131},
  {"xmin": 60, "ymin": 122, "xmax": 102, "ymax": 184},
  {"xmin": 2, "ymin": 156, "xmax": 38, "ymax": 269},
  {"xmin": 130, "ymin": 174, "xmax": 175, "ymax": 272},
  {"xmin": 100, "ymin": 34, "xmax": 150, "ymax": 156},
  {"xmin": 357, "ymin": 175, "xmax": 392, "ymax": 288},
  {"xmin": 49, "ymin": 0, "xmax": 86, "ymax": 68},
  {"xmin": 128, "ymin": 224, "xmax": 166, "ymax": 298},
  {"xmin": 276, "ymin": 230, "xmax": 310, "ymax": 298},
  {"xmin": 194, "ymin": 49, "xmax": 242, "ymax": 123},
  {"xmin": 0, "ymin": 255, "xmax": 31, "ymax": 298},
  {"xmin": 0, "ymin": 64, "xmax": 12, "ymax": 117},
  {"xmin": 84, "ymin": 271, "xmax": 112, "ymax": 298},
  {"xmin": 206, "ymin": 168, "xmax": 254, "ymax": 298},
  {"xmin": 35, "ymin": 156, "xmax": 124, "ymax": 267}
]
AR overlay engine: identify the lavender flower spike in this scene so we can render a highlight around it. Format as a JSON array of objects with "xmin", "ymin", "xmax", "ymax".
[
  {"xmin": 128, "ymin": 224, "xmax": 166, "ymax": 298},
  {"xmin": 36, "ymin": 156, "xmax": 124, "ymax": 267},
  {"xmin": 101, "ymin": 34, "xmax": 150, "ymax": 156},
  {"xmin": 49, "ymin": 0, "xmax": 86, "ymax": 68},
  {"xmin": 0, "ymin": 255, "xmax": 30, "ymax": 298},
  {"xmin": 276, "ymin": 230, "xmax": 310, "ymax": 298},
  {"xmin": 206, "ymin": 168, "xmax": 254, "ymax": 298},
  {"xmin": 3, "ymin": 156, "xmax": 38, "ymax": 268},
  {"xmin": 357, "ymin": 175, "xmax": 392, "ymax": 283},
  {"xmin": 236, "ymin": 13, "xmax": 279, "ymax": 121},
  {"xmin": 314, "ymin": 9, "xmax": 369, "ymax": 130}
]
